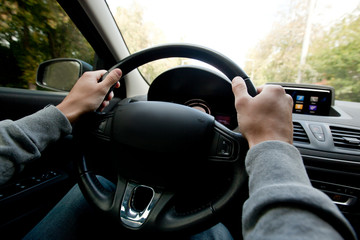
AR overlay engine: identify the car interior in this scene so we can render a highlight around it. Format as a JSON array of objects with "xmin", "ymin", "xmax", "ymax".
[{"xmin": 0, "ymin": 0, "xmax": 359, "ymax": 239}]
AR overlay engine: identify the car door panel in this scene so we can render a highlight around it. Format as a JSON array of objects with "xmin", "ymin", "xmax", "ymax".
[
  {"xmin": 0, "ymin": 87, "xmax": 77, "ymax": 238},
  {"xmin": 0, "ymin": 87, "xmax": 66, "ymax": 120}
]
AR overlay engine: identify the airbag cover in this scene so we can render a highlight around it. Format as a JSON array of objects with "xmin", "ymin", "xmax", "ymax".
[{"xmin": 112, "ymin": 101, "xmax": 214, "ymax": 156}]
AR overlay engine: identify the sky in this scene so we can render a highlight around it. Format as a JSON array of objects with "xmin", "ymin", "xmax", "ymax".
[{"xmin": 107, "ymin": 0, "xmax": 360, "ymax": 66}]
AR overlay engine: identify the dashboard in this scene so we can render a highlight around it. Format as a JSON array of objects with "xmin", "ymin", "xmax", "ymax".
[
  {"xmin": 148, "ymin": 65, "xmax": 360, "ymax": 234},
  {"xmin": 148, "ymin": 65, "xmax": 238, "ymax": 129}
]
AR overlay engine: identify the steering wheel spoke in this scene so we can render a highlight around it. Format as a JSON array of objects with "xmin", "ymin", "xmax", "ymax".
[
  {"xmin": 209, "ymin": 121, "xmax": 248, "ymax": 163},
  {"xmin": 119, "ymin": 182, "xmax": 163, "ymax": 229},
  {"xmin": 109, "ymin": 177, "xmax": 176, "ymax": 231}
]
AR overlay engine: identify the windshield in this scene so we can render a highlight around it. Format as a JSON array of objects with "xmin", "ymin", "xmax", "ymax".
[{"xmin": 107, "ymin": 0, "xmax": 360, "ymax": 102}]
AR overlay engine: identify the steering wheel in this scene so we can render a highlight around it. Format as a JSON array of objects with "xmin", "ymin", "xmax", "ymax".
[{"xmin": 76, "ymin": 44, "xmax": 256, "ymax": 235}]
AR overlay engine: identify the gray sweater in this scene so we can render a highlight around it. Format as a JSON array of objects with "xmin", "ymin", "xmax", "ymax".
[
  {"xmin": 0, "ymin": 105, "xmax": 72, "ymax": 185},
  {"xmin": 0, "ymin": 106, "xmax": 357, "ymax": 239},
  {"xmin": 243, "ymin": 141, "xmax": 357, "ymax": 239}
]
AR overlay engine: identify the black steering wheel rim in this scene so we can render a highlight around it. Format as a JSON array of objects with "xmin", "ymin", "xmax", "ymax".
[
  {"xmin": 105, "ymin": 43, "xmax": 257, "ymax": 97},
  {"xmin": 77, "ymin": 43, "xmax": 253, "ymax": 235}
]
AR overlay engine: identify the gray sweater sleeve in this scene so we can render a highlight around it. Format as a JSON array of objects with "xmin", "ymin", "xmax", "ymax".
[
  {"xmin": 242, "ymin": 141, "xmax": 357, "ymax": 240},
  {"xmin": 0, "ymin": 105, "xmax": 72, "ymax": 185}
]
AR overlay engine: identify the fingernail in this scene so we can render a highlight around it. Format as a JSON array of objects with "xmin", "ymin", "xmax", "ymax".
[{"xmin": 114, "ymin": 68, "xmax": 122, "ymax": 77}]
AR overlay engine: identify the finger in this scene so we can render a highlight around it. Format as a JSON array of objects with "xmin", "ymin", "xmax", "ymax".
[
  {"xmin": 286, "ymin": 93, "xmax": 294, "ymax": 107},
  {"xmin": 106, "ymin": 91, "xmax": 114, "ymax": 101},
  {"xmin": 259, "ymin": 84, "xmax": 287, "ymax": 93},
  {"xmin": 114, "ymin": 81, "xmax": 121, "ymax": 89},
  {"xmin": 91, "ymin": 70, "xmax": 107, "ymax": 80},
  {"xmin": 256, "ymin": 85, "xmax": 265, "ymax": 94},
  {"xmin": 78, "ymin": 70, "xmax": 106, "ymax": 83},
  {"xmin": 232, "ymin": 76, "xmax": 252, "ymax": 102},
  {"xmin": 263, "ymin": 84, "xmax": 286, "ymax": 95},
  {"xmin": 98, "ymin": 100, "xmax": 110, "ymax": 112},
  {"xmin": 101, "ymin": 68, "xmax": 122, "ymax": 88}
]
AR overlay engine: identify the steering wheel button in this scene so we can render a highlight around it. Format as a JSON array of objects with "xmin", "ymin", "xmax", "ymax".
[
  {"xmin": 217, "ymin": 136, "xmax": 233, "ymax": 157},
  {"xmin": 98, "ymin": 120, "xmax": 107, "ymax": 132}
]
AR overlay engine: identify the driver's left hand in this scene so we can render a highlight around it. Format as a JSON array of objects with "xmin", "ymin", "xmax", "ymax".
[{"xmin": 57, "ymin": 68, "xmax": 122, "ymax": 123}]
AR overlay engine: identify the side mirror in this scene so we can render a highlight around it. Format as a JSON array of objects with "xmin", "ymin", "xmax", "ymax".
[{"xmin": 36, "ymin": 58, "xmax": 93, "ymax": 92}]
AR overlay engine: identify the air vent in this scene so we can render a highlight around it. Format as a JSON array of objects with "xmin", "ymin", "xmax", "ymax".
[
  {"xmin": 330, "ymin": 126, "xmax": 360, "ymax": 151},
  {"xmin": 293, "ymin": 122, "xmax": 310, "ymax": 143}
]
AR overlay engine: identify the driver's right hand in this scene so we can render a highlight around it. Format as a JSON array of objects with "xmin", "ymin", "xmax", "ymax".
[{"xmin": 232, "ymin": 76, "xmax": 293, "ymax": 148}]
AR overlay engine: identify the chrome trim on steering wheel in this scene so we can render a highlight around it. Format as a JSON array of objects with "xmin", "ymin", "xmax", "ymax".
[{"xmin": 120, "ymin": 182, "xmax": 162, "ymax": 228}]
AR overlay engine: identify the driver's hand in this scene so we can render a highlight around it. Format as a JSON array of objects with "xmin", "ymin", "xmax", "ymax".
[
  {"xmin": 57, "ymin": 68, "xmax": 122, "ymax": 123},
  {"xmin": 231, "ymin": 76, "xmax": 293, "ymax": 148}
]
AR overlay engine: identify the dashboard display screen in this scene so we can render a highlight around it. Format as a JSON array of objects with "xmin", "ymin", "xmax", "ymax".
[{"xmin": 284, "ymin": 87, "xmax": 332, "ymax": 116}]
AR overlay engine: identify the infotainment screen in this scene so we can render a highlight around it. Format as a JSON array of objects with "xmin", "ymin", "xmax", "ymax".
[{"xmin": 268, "ymin": 83, "xmax": 334, "ymax": 116}]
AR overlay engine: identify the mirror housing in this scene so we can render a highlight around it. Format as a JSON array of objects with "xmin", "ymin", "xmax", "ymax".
[{"xmin": 36, "ymin": 58, "xmax": 93, "ymax": 92}]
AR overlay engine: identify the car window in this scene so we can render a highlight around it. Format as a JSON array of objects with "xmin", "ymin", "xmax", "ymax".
[
  {"xmin": 0, "ymin": 0, "xmax": 94, "ymax": 90},
  {"xmin": 107, "ymin": 0, "xmax": 360, "ymax": 103}
]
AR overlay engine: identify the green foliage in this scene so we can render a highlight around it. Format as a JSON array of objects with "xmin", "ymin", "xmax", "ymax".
[
  {"xmin": 244, "ymin": 0, "xmax": 310, "ymax": 86},
  {"xmin": 308, "ymin": 9, "xmax": 360, "ymax": 102},
  {"xmin": 0, "ymin": 0, "xmax": 94, "ymax": 89},
  {"xmin": 244, "ymin": 1, "xmax": 360, "ymax": 102}
]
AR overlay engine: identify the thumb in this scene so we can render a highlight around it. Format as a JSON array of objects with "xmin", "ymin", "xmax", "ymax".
[
  {"xmin": 232, "ymin": 76, "xmax": 251, "ymax": 102},
  {"xmin": 101, "ymin": 68, "xmax": 122, "ymax": 88}
]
